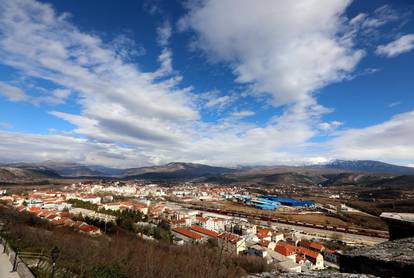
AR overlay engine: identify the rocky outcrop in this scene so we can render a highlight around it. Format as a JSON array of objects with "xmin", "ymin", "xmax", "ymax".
[
  {"xmin": 380, "ymin": 212, "xmax": 414, "ymax": 240},
  {"xmin": 340, "ymin": 237, "xmax": 414, "ymax": 278},
  {"xmin": 249, "ymin": 272, "xmax": 377, "ymax": 277}
]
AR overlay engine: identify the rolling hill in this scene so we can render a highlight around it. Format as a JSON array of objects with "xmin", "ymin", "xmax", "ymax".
[{"xmin": 0, "ymin": 160, "xmax": 413, "ymax": 188}]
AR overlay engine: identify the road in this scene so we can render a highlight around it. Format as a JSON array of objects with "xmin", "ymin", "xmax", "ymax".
[{"xmin": 0, "ymin": 244, "xmax": 20, "ymax": 278}]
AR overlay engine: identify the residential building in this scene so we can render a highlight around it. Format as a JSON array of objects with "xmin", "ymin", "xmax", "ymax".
[{"xmin": 218, "ymin": 232, "xmax": 246, "ymax": 255}]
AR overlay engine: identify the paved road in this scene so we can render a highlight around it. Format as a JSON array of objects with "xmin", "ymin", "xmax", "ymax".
[{"xmin": 0, "ymin": 244, "xmax": 20, "ymax": 278}]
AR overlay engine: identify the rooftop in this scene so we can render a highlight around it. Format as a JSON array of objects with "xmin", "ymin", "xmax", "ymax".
[
  {"xmin": 173, "ymin": 227, "xmax": 203, "ymax": 240},
  {"xmin": 218, "ymin": 232, "xmax": 243, "ymax": 244},
  {"xmin": 190, "ymin": 224, "xmax": 219, "ymax": 238}
]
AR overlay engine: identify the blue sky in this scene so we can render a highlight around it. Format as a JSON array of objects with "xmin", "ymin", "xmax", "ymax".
[{"xmin": 0, "ymin": 0, "xmax": 413, "ymax": 168}]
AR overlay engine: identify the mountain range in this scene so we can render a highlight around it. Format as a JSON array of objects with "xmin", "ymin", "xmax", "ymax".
[{"xmin": 1, "ymin": 160, "xmax": 414, "ymax": 187}]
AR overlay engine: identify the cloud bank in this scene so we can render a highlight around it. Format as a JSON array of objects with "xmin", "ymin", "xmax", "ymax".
[{"xmin": 0, "ymin": 0, "xmax": 412, "ymax": 167}]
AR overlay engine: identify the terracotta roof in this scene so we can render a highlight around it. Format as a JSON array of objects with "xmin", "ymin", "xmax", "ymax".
[
  {"xmin": 300, "ymin": 240, "xmax": 325, "ymax": 252},
  {"xmin": 275, "ymin": 242, "xmax": 296, "ymax": 256},
  {"xmin": 257, "ymin": 228, "xmax": 272, "ymax": 238},
  {"xmin": 134, "ymin": 203, "xmax": 148, "ymax": 209},
  {"xmin": 296, "ymin": 255, "xmax": 306, "ymax": 264},
  {"xmin": 173, "ymin": 227, "xmax": 203, "ymax": 240},
  {"xmin": 190, "ymin": 224, "xmax": 219, "ymax": 238},
  {"xmin": 50, "ymin": 219, "xmax": 65, "ymax": 225},
  {"xmin": 79, "ymin": 225, "xmax": 99, "ymax": 232},
  {"xmin": 28, "ymin": 207, "xmax": 41, "ymax": 213},
  {"xmin": 218, "ymin": 232, "xmax": 243, "ymax": 244},
  {"xmin": 46, "ymin": 214, "xmax": 58, "ymax": 220},
  {"xmin": 296, "ymin": 247, "xmax": 321, "ymax": 260},
  {"xmin": 213, "ymin": 217, "xmax": 226, "ymax": 222},
  {"xmin": 325, "ymin": 248, "xmax": 338, "ymax": 254}
]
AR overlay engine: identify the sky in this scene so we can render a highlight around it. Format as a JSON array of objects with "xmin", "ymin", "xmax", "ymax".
[{"xmin": 0, "ymin": 0, "xmax": 413, "ymax": 168}]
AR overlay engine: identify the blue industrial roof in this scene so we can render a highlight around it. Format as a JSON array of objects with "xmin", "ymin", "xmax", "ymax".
[
  {"xmin": 260, "ymin": 195, "xmax": 315, "ymax": 206},
  {"xmin": 251, "ymin": 203, "xmax": 279, "ymax": 210}
]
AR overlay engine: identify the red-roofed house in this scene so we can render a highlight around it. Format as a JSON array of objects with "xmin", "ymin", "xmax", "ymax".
[
  {"xmin": 271, "ymin": 231, "xmax": 284, "ymax": 243},
  {"xmin": 275, "ymin": 242, "xmax": 297, "ymax": 262},
  {"xmin": 134, "ymin": 203, "xmax": 149, "ymax": 215},
  {"xmin": 259, "ymin": 240, "xmax": 276, "ymax": 250},
  {"xmin": 218, "ymin": 232, "xmax": 246, "ymax": 255},
  {"xmin": 79, "ymin": 224, "xmax": 101, "ymax": 236},
  {"xmin": 172, "ymin": 227, "xmax": 204, "ymax": 244},
  {"xmin": 299, "ymin": 240, "xmax": 325, "ymax": 253},
  {"xmin": 257, "ymin": 228, "xmax": 272, "ymax": 241},
  {"xmin": 296, "ymin": 247, "xmax": 324, "ymax": 269}
]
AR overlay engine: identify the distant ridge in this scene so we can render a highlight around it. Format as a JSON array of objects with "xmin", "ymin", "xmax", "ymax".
[
  {"xmin": 1, "ymin": 160, "xmax": 413, "ymax": 183},
  {"xmin": 321, "ymin": 160, "xmax": 414, "ymax": 175},
  {"xmin": 120, "ymin": 162, "xmax": 236, "ymax": 179}
]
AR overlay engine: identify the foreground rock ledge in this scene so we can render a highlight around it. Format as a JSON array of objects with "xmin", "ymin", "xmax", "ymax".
[
  {"xmin": 249, "ymin": 272, "xmax": 377, "ymax": 277},
  {"xmin": 340, "ymin": 237, "xmax": 414, "ymax": 278}
]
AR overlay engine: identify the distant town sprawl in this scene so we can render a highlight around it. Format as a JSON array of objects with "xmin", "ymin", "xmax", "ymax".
[{"xmin": 0, "ymin": 181, "xmax": 390, "ymax": 274}]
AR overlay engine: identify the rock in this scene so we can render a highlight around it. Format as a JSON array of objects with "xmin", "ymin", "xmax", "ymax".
[{"xmin": 340, "ymin": 237, "xmax": 414, "ymax": 278}]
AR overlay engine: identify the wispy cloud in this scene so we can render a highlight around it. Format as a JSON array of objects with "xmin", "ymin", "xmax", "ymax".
[
  {"xmin": 0, "ymin": 122, "xmax": 12, "ymax": 129},
  {"xmin": 388, "ymin": 101, "xmax": 401, "ymax": 108},
  {"xmin": 0, "ymin": 81, "xmax": 70, "ymax": 105},
  {"xmin": 230, "ymin": 110, "xmax": 255, "ymax": 118},
  {"xmin": 0, "ymin": 81, "xmax": 30, "ymax": 102},
  {"xmin": 376, "ymin": 34, "xmax": 414, "ymax": 57}
]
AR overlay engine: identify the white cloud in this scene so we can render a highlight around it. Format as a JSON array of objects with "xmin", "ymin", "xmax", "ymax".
[
  {"xmin": 329, "ymin": 111, "xmax": 414, "ymax": 162},
  {"xmin": 0, "ymin": 122, "xmax": 12, "ymax": 129},
  {"xmin": 179, "ymin": 0, "xmax": 364, "ymax": 107},
  {"xmin": 376, "ymin": 34, "xmax": 414, "ymax": 57},
  {"xmin": 230, "ymin": 110, "xmax": 255, "ymax": 118},
  {"xmin": 0, "ymin": 81, "xmax": 70, "ymax": 105},
  {"xmin": 0, "ymin": 131, "xmax": 151, "ymax": 168},
  {"xmin": 157, "ymin": 20, "xmax": 172, "ymax": 47},
  {"xmin": 388, "ymin": 101, "xmax": 401, "ymax": 108},
  {"xmin": 0, "ymin": 81, "xmax": 30, "ymax": 102},
  {"xmin": 155, "ymin": 21, "xmax": 174, "ymax": 76},
  {"xmin": 0, "ymin": 0, "xmax": 197, "ymax": 150},
  {"xmin": 32, "ymin": 88, "xmax": 71, "ymax": 105},
  {"xmin": 0, "ymin": 0, "xmax": 411, "ymax": 168},
  {"xmin": 318, "ymin": 121, "xmax": 342, "ymax": 131},
  {"xmin": 205, "ymin": 95, "xmax": 232, "ymax": 108}
]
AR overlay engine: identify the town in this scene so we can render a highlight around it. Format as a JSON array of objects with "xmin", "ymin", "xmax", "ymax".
[{"xmin": 0, "ymin": 180, "xmax": 390, "ymax": 275}]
